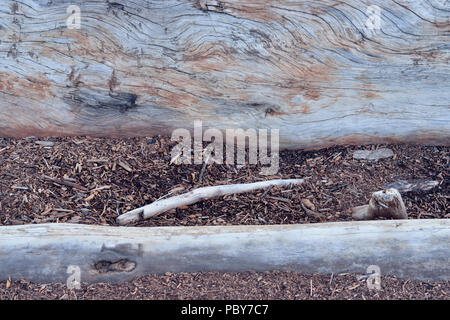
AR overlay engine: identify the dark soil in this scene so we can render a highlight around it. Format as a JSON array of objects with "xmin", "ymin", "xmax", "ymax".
[{"xmin": 0, "ymin": 136, "xmax": 448, "ymax": 300}]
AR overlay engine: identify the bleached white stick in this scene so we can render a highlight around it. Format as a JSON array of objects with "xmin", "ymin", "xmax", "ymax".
[{"xmin": 117, "ymin": 179, "xmax": 304, "ymax": 225}]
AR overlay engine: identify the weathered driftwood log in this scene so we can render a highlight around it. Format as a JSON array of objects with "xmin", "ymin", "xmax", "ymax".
[
  {"xmin": 0, "ymin": 220, "xmax": 448, "ymax": 283},
  {"xmin": 352, "ymin": 188, "xmax": 408, "ymax": 220},
  {"xmin": 117, "ymin": 179, "xmax": 304, "ymax": 225},
  {"xmin": 0, "ymin": 1, "xmax": 449, "ymax": 149}
]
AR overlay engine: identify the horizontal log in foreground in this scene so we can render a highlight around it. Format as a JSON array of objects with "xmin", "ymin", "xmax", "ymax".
[
  {"xmin": 0, "ymin": 220, "xmax": 448, "ymax": 284},
  {"xmin": 0, "ymin": 1, "xmax": 449, "ymax": 149}
]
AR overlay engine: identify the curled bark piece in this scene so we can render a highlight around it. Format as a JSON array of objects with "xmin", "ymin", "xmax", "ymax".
[
  {"xmin": 117, "ymin": 179, "xmax": 304, "ymax": 225},
  {"xmin": 352, "ymin": 189, "xmax": 407, "ymax": 220}
]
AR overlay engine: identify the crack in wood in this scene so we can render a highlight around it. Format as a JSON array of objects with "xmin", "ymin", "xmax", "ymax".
[
  {"xmin": 65, "ymin": 89, "xmax": 138, "ymax": 115},
  {"xmin": 0, "ymin": 0, "xmax": 448, "ymax": 148}
]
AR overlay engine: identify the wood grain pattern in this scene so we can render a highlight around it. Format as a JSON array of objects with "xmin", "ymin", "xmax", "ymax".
[
  {"xmin": 0, "ymin": 220, "xmax": 449, "ymax": 283},
  {"xmin": 0, "ymin": 0, "xmax": 449, "ymax": 149}
]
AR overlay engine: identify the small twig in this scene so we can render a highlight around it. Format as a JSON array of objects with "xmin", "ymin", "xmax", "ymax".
[
  {"xmin": 89, "ymin": 185, "xmax": 111, "ymax": 192},
  {"xmin": 117, "ymin": 179, "xmax": 304, "ymax": 225},
  {"xmin": 300, "ymin": 202, "xmax": 325, "ymax": 219},
  {"xmin": 43, "ymin": 158, "xmax": 50, "ymax": 169},
  {"xmin": 11, "ymin": 186, "xmax": 29, "ymax": 190},
  {"xmin": 198, "ymin": 154, "xmax": 210, "ymax": 183},
  {"xmin": 87, "ymin": 159, "xmax": 109, "ymax": 163},
  {"xmin": 118, "ymin": 161, "xmax": 132, "ymax": 172},
  {"xmin": 257, "ymin": 216, "xmax": 267, "ymax": 224},
  {"xmin": 42, "ymin": 175, "xmax": 88, "ymax": 192},
  {"xmin": 260, "ymin": 186, "xmax": 273, "ymax": 198},
  {"xmin": 357, "ymin": 274, "xmax": 371, "ymax": 281},
  {"xmin": 53, "ymin": 208, "xmax": 74, "ymax": 213},
  {"xmin": 268, "ymin": 196, "xmax": 291, "ymax": 204}
]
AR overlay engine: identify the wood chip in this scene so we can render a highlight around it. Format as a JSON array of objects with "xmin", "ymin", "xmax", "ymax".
[
  {"xmin": 35, "ymin": 141, "xmax": 54, "ymax": 147},
  {"xmin": 118, "ymin": 161, "xmax": 133, "ymax": 172},
  {"xmin": 300, "ymin": 202, "xmax": 325, "ymax": 219},
  {"xmin": 301, "ymin": 198, "xmax": 316, "ymax": 211},
  {"xmin": 84, "ymin": 193, "xmax": 96, "ymax": 201},
  {"xmin": 87, "ymin": 159, "xmax": 109, "ymax": 163},
  {"xmin": 11, "ymin": 186, "xmax": 29, "ymax": 190},
  {"xmin": 42, "ymin": 175, "xmax": 88, "ymax": 192}
]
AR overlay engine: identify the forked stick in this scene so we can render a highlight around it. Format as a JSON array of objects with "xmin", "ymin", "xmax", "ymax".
[{"xmin": 117, "ymin": 179, "xmax": 304, "ymax": 225}]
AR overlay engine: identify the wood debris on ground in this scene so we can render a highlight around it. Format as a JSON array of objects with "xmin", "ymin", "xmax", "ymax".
[
  {"xmin": 0, "ymin": 136, "xmax": 447, "ymax": 227},
  {"xmin": 0, "ymin": 271, "xmax": 448, "ymax": 300}
]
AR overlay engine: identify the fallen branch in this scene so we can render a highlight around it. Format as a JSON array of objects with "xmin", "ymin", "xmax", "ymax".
[
  {"xmin": 117, "ymin": 179, "xmax": 304, "ymax": 225},
  {"xmin": 352, "ymin": 188, "xmax": 407, "ymax": 220}
]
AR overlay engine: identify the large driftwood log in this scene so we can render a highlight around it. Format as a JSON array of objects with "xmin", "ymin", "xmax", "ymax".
[
  {"xmin": 0, "ymin": 220, "xmax": 448, "ymax": 283},
  {"xmin": 0, "ymin": 1, "xmax": 449, "ymax": 149}
]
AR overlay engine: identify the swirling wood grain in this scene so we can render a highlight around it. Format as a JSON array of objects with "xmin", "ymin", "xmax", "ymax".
[{"xmin": 0, "ymin": 0, "xmax": 449, "ymax": 149}]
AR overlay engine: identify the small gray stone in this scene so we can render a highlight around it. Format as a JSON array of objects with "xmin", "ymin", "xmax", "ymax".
[{"xmin": 353, "ymin": 148, "xmax": 394, "ymax": 161}]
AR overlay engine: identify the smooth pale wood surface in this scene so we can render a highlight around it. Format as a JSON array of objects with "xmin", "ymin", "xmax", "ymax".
[
  {"xmin": 0, "ymin": 220, "xmax": 448, "ymax": 283},
  {"xmin": 117, "ymin": 179, "xmax": 305, "ymax": 224},
  {"xmin": 0, "ymin": 1, "xmax": 449, "ymax": 149}
]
